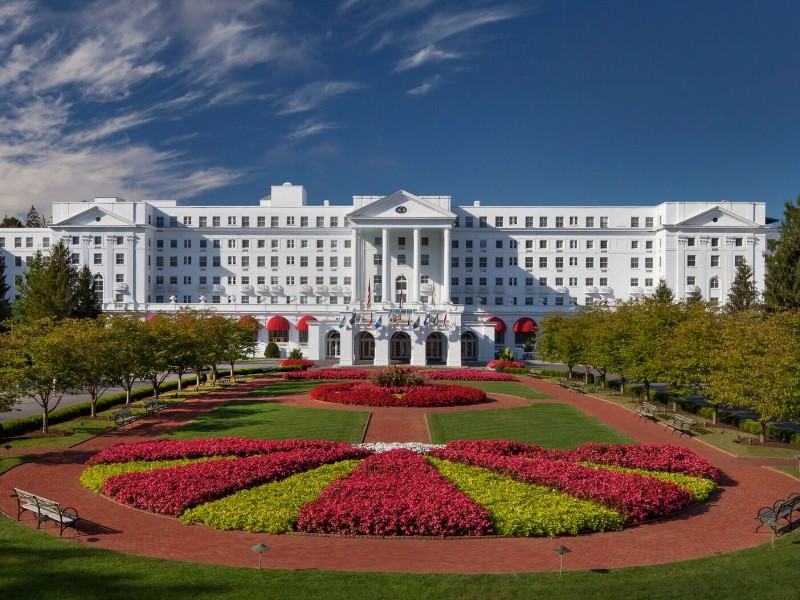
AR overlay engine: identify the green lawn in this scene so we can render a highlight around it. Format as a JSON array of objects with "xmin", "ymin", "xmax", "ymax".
[
  {"xmin": 162, "ymin": 401, "xmax": 368, "ymax": 444},
  {"xmin": 448, "ymin": 381, "xmax": 552, "ymax": 400},
  {"xmin": 0, "ymin": 454, "xmax": 29, "ymax": 475},
  {"xmin": 1, "ymin": 516, "xmax": 799, "ymax": 599},
  {"xmin": 243, "ymin": 380, "xmax": 320, "ymax": 397},
  {"xmin": 428, "ymin": 404, "xmax": 633, "ymax": 448}
]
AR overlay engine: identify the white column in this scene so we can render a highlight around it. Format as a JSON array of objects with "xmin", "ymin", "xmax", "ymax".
[
  {"xmin": 351, "ymin": 228, "xmax": 361, "ymax": 302},
  {"xmin": 442, "ymin": 227, "xmax": 451, "ymax": 303},
  {"xmin": 382, "ymin": 228, "xmax": 390, "ymax": 303},
  {"xmin": 412, "ymin": 228, "xmax": 421, "ymax": 304}
]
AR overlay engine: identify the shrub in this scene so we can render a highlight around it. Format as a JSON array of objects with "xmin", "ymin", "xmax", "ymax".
[
  {"xmin": 310, "ymin": 382, "xmax": 487, "ymax": 407},
  {"xmin": 487, "ymin": 359, "xmax": 524, "ymax": 370},
  {"xmin": 279, "ymin": 359, "xmax": 314, "ymax": 370},
  {"xmin": 498, "ymin": 347, "xmax": 515, "ymax": 362},
  {"xmin": 264, "ymin": 342, "xmax": 280, "ymax": 358},
  {"xmin": 370, "ymin": 366, "xmax": 428, "ymax": 388},
  {"xmin": 288, "ymin": 348, "xmax": 303, "ymax": 360}
]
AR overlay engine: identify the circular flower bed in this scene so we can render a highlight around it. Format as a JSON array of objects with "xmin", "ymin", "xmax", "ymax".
[
  {"xmin": 83, "ymin": 438, "xmax": 719, "ymax": 538},
  {"xmin": 309, "ymin": 382, "xmax": 487, "ymax": 407}
]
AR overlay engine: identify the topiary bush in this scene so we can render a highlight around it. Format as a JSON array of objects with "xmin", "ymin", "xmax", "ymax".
[
  {"xmin": 264, "ymin": 341, "xmax": 280, "ymax": 358},
  {"xmin": 288, "ymin": 347, "xmax": 303, "ymax": 360},
  {"xmin": 370, "ymin": 366, "xmax": 428, "ymax": 388}
]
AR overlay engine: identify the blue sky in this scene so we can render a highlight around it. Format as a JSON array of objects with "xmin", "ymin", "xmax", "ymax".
[{"xmin": 1, "ymin": 0, "xmax": 798, "ymax": 219}]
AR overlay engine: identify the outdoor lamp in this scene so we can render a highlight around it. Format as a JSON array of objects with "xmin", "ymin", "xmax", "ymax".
[
  {"xmin": 553, "ymin": 545, "xmax": 572, "ymax": 577},
  {"xmin": 251, "ymin": 543, "xmax": 270, "ymax": 570}
]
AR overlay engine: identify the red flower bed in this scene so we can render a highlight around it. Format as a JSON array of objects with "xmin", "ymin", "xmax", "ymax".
[
  {"xmin": 424, "ymin": 369, "xmax": 518, "ymax": 382},
  {"xmin": 487, "ymin": 360, "xmax": 525, "ymax": 370},
  {"xmin": 88, "ymin": 438, "xmax": 352, "ymax": 465},
  {"xmin": 279, "ymin": 359, "xmax": 314, "ymax": 369},
  {"xmin": 310, "ymin": 382, "xmax": 487, "ymax": 407},
  {"xmin": 432, "ymin": 443, "xmax": 693, "ymax": 523},
  {"xmin": 551, "ymin": 443, "xmax": 720, "ymax": 481},
  {"xmin": 102, "ymin": 444, "xmax": 370, "ymax": 516},
  {"xmin": 297, "ymin": 449, "xmax": 494, "ymax": 536},
  {"xmin": 283, "ymin": 368, "xmax": 372, "ymax": 380}
]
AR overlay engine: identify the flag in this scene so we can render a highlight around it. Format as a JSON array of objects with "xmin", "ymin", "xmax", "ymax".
[
  {"xmin": 413, "ymin": 316, "xmax": 420, "ymax": 329},
  {"xmin": 407, "ymin": 311, "xmax": 411, "ymax": 326},
  {"xmin": 443, "ymin": 313, "xmax": 448, "ymax": 326},
  {"xmin": 359, "ymin": 312, "xmax": 365, "ymax": 325},
  {"xmin": 374, "ymin": 316, "xmax": 382, "ymax": 329},
  {"xmin": 432, "ymin": 313, "xmax": 439, "ymax": 325},
  {"xmin": 366, "ymin": 282, "xmax": 371, "ymax": 310},
  {"xmin": 399, "ymin": 293, "xmax": 403, "ymax": 309},
  {"xmin": 349, "ymin": 310, "xmax": 356, "ymax": 326},
  {"xmin": 338, "ymin": 316, "xmax": 346, "ymax": 329},
  {"xmin": 368, "ymin": 312, "xmax": 373, "ymax": 327},
  {"xmin": 431, "ymin": 283, "xmax": 436, "ymax": 308},
  {"xmin": 395, "ymin": 312, "xmax": 402, "ymax": 325},
  {"xmin": 424, "ymin": 313, "xmax": 430, "ymax": 326}
]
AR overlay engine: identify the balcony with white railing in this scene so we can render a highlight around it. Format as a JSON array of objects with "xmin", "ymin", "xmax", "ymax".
[
  {"xmin": 686, "ymin": 285, "xmax": 701, "ymax": 296},
  {"xmin": 114, "ymin": 282, "xmax": 128, "ymax": 292},
  {"xmin": 644, "ymin": 286, "xmax": 656, "ymax": 296},
  {"xmin": 555, "ymin": 286, "xmax": 568, "ymax": 294},
  {"xmin": 599, "ymin": 286, "xmax": 613, "ymax": 295},
  {"xmin": 241, "ymin": 284, "xmax": 254, "ymax": 293},
  {"xmin": 211, "ymin": 284, "xmax": 225, "ymax": 293},
  {"xmin": 584, "ymin": 286, "xmax": 599, "ymax": 294},
  {"xmin": 256, "ymin": 284, "xmax": 270, "ymax": 293},
  {"xmin": 299, "ymin": 284, "xmax": 313, "ymax": 294},
  {"xmin": 629, "ymin": 286, "xmax": 644, "ymax": 296},
  {"xmin": 315, "ymin": 285, "xmax": 328, "ymax": 294},
  {"xmin": 270, "ymin": 284, "xmax": 283, "ymax": 294}
]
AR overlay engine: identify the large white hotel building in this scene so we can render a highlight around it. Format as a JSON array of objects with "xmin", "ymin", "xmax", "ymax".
[{"xmin": 0, "ymin": 183, "xmax": 775, "ymax": 366}]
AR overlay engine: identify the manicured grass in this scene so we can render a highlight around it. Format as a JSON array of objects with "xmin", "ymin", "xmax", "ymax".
[
  {"xmin": 162, "ymin": 401, "xmax": 368, "ymax": 444},
  {"xmin": 3, "ymin": 418, "xmax": 115, "ymax": 449},
  {"xmin": 427, "ymin": 404, "xmax": 633, "ymax": 448},
  {"xmin": 0, "ymin": 454, "xmax": 29, "ymax": 475},
  {"xmin": 2, "ymin": 516, "xmax": 800, "ymax": 599},
  {"xmin": 244, "ymin": 380, "xmax": 320, "ymax": 397},
  {"xmin": 449, "ymin": 381, "xmax": 552, "ymax": 400},
  {"xmin": 770, "ymin": 466, "xmax": 800, "ymax": 480}
]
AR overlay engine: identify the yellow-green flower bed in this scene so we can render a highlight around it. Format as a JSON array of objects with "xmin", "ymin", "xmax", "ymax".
[
  {"xmin": 428, "ymin": 458, "xmax": 624, "ymax": 536},
  {"xmin": 180, "ymin": 460, "xmax": 362, "ymax": 533},
  {"xmin": 80, "ymin": 457, "xmax": 230, "ymax": 493},
  {"xmin": 583, "ymin": 463, "xmax": 717, "ymax": 501}
]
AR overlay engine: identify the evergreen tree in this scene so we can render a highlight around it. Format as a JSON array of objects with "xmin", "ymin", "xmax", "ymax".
[
  {"xmin": 24, "ymin": 205, "xmax": 46, "ymax": 227},
  {"xmin": 726, "ymin": 258, "xmax": 760, "ymax": 312},
  {"xmin": 651, "ymin": 278, "xmax": 676, "ymax": 304},
  {"xmin": 764, "ymin": 195, "xmax": 800, "ymax": 310},
  {"xmin": 14, "ymin": 241, "xmax": 78, "ymax": 322},
  {"xmin": 72, "ymin": 265, "xmax": 102, "ymax": 319},
  {"xmin": 0, "ymin": 214, "xmax": 23, "ymax": 227},
  {"xmin": 0, "ymin": 256, "xmax": 12, "ymax": 329}
]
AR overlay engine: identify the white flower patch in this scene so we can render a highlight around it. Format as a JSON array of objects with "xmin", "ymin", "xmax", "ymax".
[{"xmin": 356, "ymin": 442, "xmax": 446, "ymax": 455}]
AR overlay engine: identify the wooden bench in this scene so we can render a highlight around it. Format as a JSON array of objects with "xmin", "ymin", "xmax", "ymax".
[
  {"xmin": 234, "ymin": 375, "xmax": 247, "ymax": 384},
  {"xmin": 526, "ymin": 369, "xmax": 543, "ymax": 379},
  {"xmin": 143, "ymin": 399, "xmax": 167, "ymax": 416},
  {"xmin": 634, "ymin": 401, "xmax": 659, "ymax": 421},
  {"xmin": 109, "ymin": 407, "xmax": 139, "ymax": 429},
  {"xmin": 569, "ymin": 381, "xmax": 586, "ymax": 393},
  {"xmin": 756, "ymin": 493, "xmax": 800, "ymax": 532},
  {"xmin": 13, "ymin": 488, "xmax": 79, "ymax": 536},
  {"xmin": 556, "ymin": 377, "xmax": 569, "ymax": 388},
  {"xmin": 663, "ymin": 413, "xmax": 696, "ymax": 437}
]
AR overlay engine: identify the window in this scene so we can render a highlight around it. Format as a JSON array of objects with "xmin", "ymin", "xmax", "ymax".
[
  {"xmin": 156, "ymin": 216, "xmax": 165, "ymax": 228},
  {"xmin": 509, "ymin": 217, "xmax": 517, "ymax": 225},
  {"xmin": 344, "ymin": 256, "xmax": 352, "ymax": 267},
  {"xmin": 734, "ymin": 255, "xmax": 744, "ymax": 267},
  {"xmin": 600, "ymin": 240, "xmax": 608, "ymax": 250},
  {"xmin": 711, "ymin": 255, "xmax": 720, "ymax": 267},
  {"xmin": 94, "ymin": 236, "xmax": 102, "ymax": 246},
  {"xmin": 599, "ymin": 257, "xmax": 608, "ymax": 269},
  {"xmin": 631, "ymin": 257, "xmax": 639, "ymax": 268},
  {"xmin": 687, "ymin": 276, "xmax": 696, "ymax": 285},
  {"xmin": 329, "ymin": 257, "xmax": 338, "ymax": 268},
  {"xmin": 71, "ymin": 253, "xmax": 79, "ymax": 265},
  {"xmin": 94, "ymin": 253, "xmax": 102, "ymax": 265},
  {"xmin": 555, "ymin": 257, "xmax": 564, "ymax": 268},
  {"xmin": 421, "ymin": 254, "xmax": 429, "ymax": 266},
  {"xmin": 585, "ymin": 277, "xmax": 594, "ymax": 286},
  {"xmin": 199, "ymin": 256, "xmax": 207, "ymax": 267},
  {"xmin": 200, "ymin": 217, "xmax": 208, "ymax": 228},
  {"xmin": 569, "ymin": 277, "xmax": 578, "ymax": 286},
  {"xmin": 286, "ymin": 216, "xmax": 295, "ymax": 226},
  {"xmin": 525, "ymin": 257, "xmax": 534, "ymax": 269},
  {"xmin": 242, "ymin": 217, "xmax": 250, "ymax": 228},
  {"xmin": 735, "ymin": 237, "xmax": 743, "ymax": 247},
  {"xmin": 317, "ymin": 216, "xmax": 325, "ymax": 228},
  {"xmin": 169, "ymin": 217, "xmax": 178, "ymax": 227},
  {"xmin": 555, "ymin": 217, "xmax": 564, "ymax": 228},
  {"xmin": 242, "ymin": 256, "xmax": 250, "ymax": 267},
  {"xmin": 539, "ymin": 257, "xmax": 547, "ymax": 268},
  {"xmin": 300, "ymin": 216, "xmax": 308, "ymax": 227},
  {"xmin": 645, "ymin": 217, "xmax": 654, "ymax": 228},
  {"xmin": 630, "ymin": 278, "xmax": 639, "ymax": 286},
  {"xmin": 586, "ymin": 257, "xmax": 594, "ymax": 268},
  {"xmin": 586, "ymin": 216, "xmax": 594, "ymax": 227},
  {"xmin": 495, "ymin": 216, "xmax": 503, "ymax": 227},
  {"xmin": 330, "ymin": 217, "xmax": 338, "ymax": 227},
  {"xmin": 170, "ymin": 239, "xmax": 178, "ymax": 249},
  {"xmin": 212, "ymin": 257, "xmax": 221, "ymax": 267},
  {"xmin": 710, "ymin": 277, "xmax": 719, "ymax": 289},
  {"xmin": 257, "ymin": 216, "xmax": 266, "ymax": 227},
  {"xmin": 170, "ymin": 257, "xmax": 178, "ymax": 267},
  {"xmin": 495, "ymin": 257, "xmax": 503, "ymax": 268},
  {"xmin": 466, "ymin": 240, "xmax": 473, "ymax": 250},
  {"xmin": 539, "ymin": 240, "xmax": 547, "ymax": 249},
  {"xmin": 631, "ymin": 240, "xmax": 639, "ymax": 249},
  {"xmin": 479, "ymin": 257, "xmax": 487, "ymax": 268},
  {"xmin": 711, "ymin": 237, "xmax": 719, "ymax": 248},
  {"xmin": 316, "ymin": 256, "xmax": 324, "ymax": 267},
  {"xmin": 211, "ymin": 216, "xmax": 220, "ymax": 227},
  {"xmin": 568, "ymin": 257, "xmax": 578, "ymax": 266},
  {"xmin": 398, "ymin": 236, "xmax": 406, "ymax": 247},
  {"xmin": 271, "ymin": 216, "xmax": 279, "ymax": 227},
  {"xmin": 525, "ymin": 216, "xmax": 534, "ymax": 227},
  {"xmin": 374, "ymin": 254, "xmax": 382, "ymax": 266},
  {"xmin": 271, "ymin": 256, "xmax": 279, "ymax": 267},
  {"xmin": 687, "ymin": 237, "xmax": 695, "ymax": 247},
  {"xmin": 183, "ymin": 276, "xmax": 192, "ymax": 285},
  {"xmin": 555, "ymin": 240, "xmax": 564, "ymax": 250},
  {"xmin": 568, "ymin": 216, "xmax": 578, "ymax": 226},
  {"xmin": 397, "ymin": 254, "xmax": 406, "ymax": 266},
  {"xmin": 479, "ymin": 216, "xmax": 487, "ymax": 228},
  {"xmin": 645, "ymin": 240, "xmax": 653, "ymax": 250},
  {"xmin": 599, "ymin": 217, "xmax": 609, "ymax": 228},
  {"xmin": 465, "ymin": 216, "xmax": 473, "ymax": 228},
  {"xmin": 631, "ymin": 217, "xmax": 640, "ymax": 228},
  {"xmin": 569, "ymin": 240, "xmax": 578, "ymax": 249},
  {"xmin": 228, "ymin": 216, "xmax": 236, "ymax": 225},
  {"xmin": 228, "ymin": 276, "xmax": 237, "ymax": 285},
  {"xmin": 687, "ymin": 255, "xmax": 696, "ymax": 267},
  {"xmin": 495, "ymin": 240, "xmax": 503, "ymax": 249},
  {"xmin": 115, "ymin": 253, "xmax": 124, "ymax": 265},
  {"xmin": 213, "ymin": 239, "xmax": 221, "ymax": 248},
  {"xmin": 645, "ymin": 257, "xmax": 653, "ymax": 269},
  {"xmin": 228, "ymin": 239, "xmax": 236, "ymax": 249}
]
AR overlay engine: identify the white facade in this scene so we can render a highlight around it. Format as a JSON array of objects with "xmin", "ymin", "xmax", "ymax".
[{"xmin": 0, "ymin": 183, "xmax": 775, "ymax": 365}]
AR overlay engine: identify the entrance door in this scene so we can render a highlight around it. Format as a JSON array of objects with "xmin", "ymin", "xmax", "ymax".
[
  {"xmin": 325, "ymin": 332, "xmax": 340, "ymax": 358},
  {"xmin": 425, "ymin": 333, "xmax": 445, "ymax": 364},
  {"xmin": 359, "ymin": 334, "xmax": 375, "ymax": 360},
  {"xmin": 390, "ymin": 332, "xmax": 411, "ymax": 363},
  {"xmin": 461, "ymin": 332, "xmax": 477, "ymax": 361}
]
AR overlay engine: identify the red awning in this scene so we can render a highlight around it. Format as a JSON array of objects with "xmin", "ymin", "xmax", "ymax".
[
  {"xmin": 513, "ymin": 317, "xmax": 538, "ymax": 333},
  {"xmin": 296, "ymin": 315, "xmax": 318, "ymax": 331},
  {"xmin": 266, "ymin": 315, "xmax": 291, "ymax": 331},
  {"xmin": 485, "ymin": 316, "xmax": 506, "ymax": 333}
]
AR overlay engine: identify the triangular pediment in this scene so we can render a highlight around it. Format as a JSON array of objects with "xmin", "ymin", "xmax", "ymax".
[
  {"xmin": 348, "ymin": 191, "xmax": 455, "ymax": 223},
  {"xmin": 53, "ymin": 206, "xmax": 136, "ymax": 228},
  {"xmin": 676, "ymin": 206, "xmax": 759, "ymax": 228}
]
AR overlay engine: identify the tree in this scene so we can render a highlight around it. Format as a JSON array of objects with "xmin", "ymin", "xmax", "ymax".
[
  {"xmin": 14, "ymin": 241, "xmax": 77, "ymax": 322},
  {"xmin": 726, "ymin": 259, "xmax": 760, "ymax": 313},
  {"xmin": 764, "ymin": 195, "xmax": 800, "ymax": 310},
  {"xmin": 63, "ymin": 319, "xmax": 116, "ymax": 417},
  {"xmin": 105, "ymin": 313, "xmax": 151, "ymax": 405},
  {"xmin": 651, "ymin": 278, "xmax": 675, "ymax": 304},
  {"xmin": 0, "ymin": 255, "xmax": 12, "ymax": 330},
  {"xmin": 24, "ymin": 205, "xmax": 46, "ymax": 228},
  {"xmin": 72, "ymin": 265, "xmax": 102, "ymax": 319},
  {"xmin": 0, "ymin": 319, "xmax": 76, "ymax": 432},
  {"xmin": 579, "ymin": 304, "xmax": 619, "ymax": 388},
  {"xmin": 0, "ymin": 214, "xmax": 23, "ymax": 227},
  {"xmin": 221, "ymin": 317, "xmax": 260, "ymax": 376},
  {"xmin": 140, "ymin": 315, "xmax": 179, "ymax": 398},
  {"xmin": 537, "ymin": 313, "xmax": 586, "ymax": 378}
]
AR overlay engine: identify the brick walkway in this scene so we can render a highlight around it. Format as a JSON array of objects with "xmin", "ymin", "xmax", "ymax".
[{"xmin": 1, "ymin": 377, "xmax": 797, "ymax": 573}]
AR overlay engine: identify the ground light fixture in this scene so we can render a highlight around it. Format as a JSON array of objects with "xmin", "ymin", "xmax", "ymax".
[
  {"xmin": 553, "ymin": 545, "xmax": 572, "ymax": 577},
  {"xmin": 765, "ymin": 520, "xmax": 778, "ymax": 549},
  {"xmin": 251, "ymin": 543, "xmax": 270, "ymax": 570}
]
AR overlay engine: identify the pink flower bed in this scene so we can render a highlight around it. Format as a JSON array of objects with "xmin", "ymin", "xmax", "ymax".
[
  {"xmin": 424, "ymin": 369, "xmax": 518, "ymax": 382},
  {"xmin": 88, "ymin": 438, "xmax": 350, "ymax": 466},
  {"xmin": 283, "ymin": 368, "xmax": 372, "ymax": 380},
  {"xmin": 102, "ymin": 444, "xmax": 370, "ymax": 516},
  {"xmin": 279, "ymin": 359, "xmax": 314, "ymax": 369},
  {"xmin": 431, "ymin": 442, "xmax": 693, "ymax": 523},
  {"xmin": 297, "ymin": 449, "xmax": 494, "ymax": 536},
  {"xmin": 310, "ymin": 382, "xmax": 487, "ymax": 407},
  {"xmin": 487, "ymin": 360, "xmax": 525, "ymax": 370}
]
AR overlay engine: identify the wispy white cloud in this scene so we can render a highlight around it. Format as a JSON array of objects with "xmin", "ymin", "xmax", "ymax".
[
  {"xmin": 287, "ymin": 119, "xmax": 342, "ymax": 140},
  {"xmin": 406, "ymin": 74, "xmax": 440, "ymax": 96},
  {"xmin": 396, "ymin": 44, "xmax": 460, "ymax": 71},
  {"xmin": 277, "ymin": 80, "xmax": 365, "ymax": 115},
  {"xmin": 163, "ymin": 132, "xmax": 199, "ymax": 144},
  {"xmin": 412, "ymin": 5, "xmax": 526, "ymax": 47}
]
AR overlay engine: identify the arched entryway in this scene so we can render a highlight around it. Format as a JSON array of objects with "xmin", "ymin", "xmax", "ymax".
[
  {"xmin": 513, "ymin": 317, "xmax": 538, "ymax": 349},
  {"xmin": 461, "ymin": 331, "xmax": 478, "ymax": 362},
  {"xmin": 425, "ymin": 332, "xmax": 447, "ymax": 365},
  {"xmin": 324, "ymin": 330, "xmax": 340, "ymax": 359},
  {"xmin": 355, "ymin": 331, "xmax": 375, "ymax": 363},
  {"xmin": 390, "ymin": 331, "xmax": 411, "ymax": 364},
  {"xmin": 485, "ymin": 316, "xmax": 506, "ymax": 345}
]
